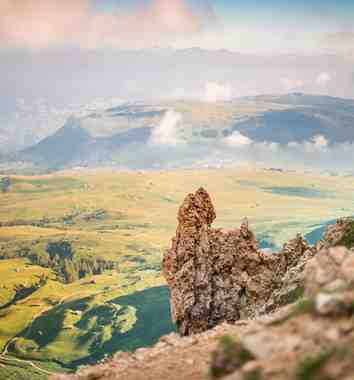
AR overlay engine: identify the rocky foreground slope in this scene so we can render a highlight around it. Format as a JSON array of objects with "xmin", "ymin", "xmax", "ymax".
[
  {"xmin": 163, "ymin": 188, "xmax": 315, "ymax": 335},
  {"xmin": 53, "ymin": 189, "xmax": 354, "ymax": 380}
]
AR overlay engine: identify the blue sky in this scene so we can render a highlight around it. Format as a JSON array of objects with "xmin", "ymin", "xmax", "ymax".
[
  {"xmin": 215, "ymin": 0, "xmax": 354, "ymax": 28},
  {"xmin": 0, "ymin": 0, "xmax": 353, "ymax": 144},
  {"xmin": 96, "ymin": 0, "xmax": 354, "ymax": 23},
  {"xmin": 0, "ymin": 0, "xmax": 353, "ymax": 53},
  {"xmin": 90, "ymin": 0, "xmax": 354, "ymax": 53}
]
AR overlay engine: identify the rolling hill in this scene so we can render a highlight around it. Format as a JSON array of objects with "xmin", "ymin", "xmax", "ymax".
[
  {"xmin": 6, "ymin": 93, "xmax": 354, "ymax": 171},
  {"xmin": 1, "ymin": 168, "xmax": 354, "ymax": 379},
  {"xmin": 18, "ymin": 115, "xmax": 154, "ymax": 170}
]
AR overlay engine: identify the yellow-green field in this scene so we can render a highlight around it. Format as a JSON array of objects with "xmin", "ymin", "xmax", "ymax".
[{"xmin": 1, "ymin": 167, "xmax": 354, "ymax": 379}]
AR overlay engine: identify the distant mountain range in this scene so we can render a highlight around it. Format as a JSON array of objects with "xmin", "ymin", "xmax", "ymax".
[
  {"xmin": 234, "ymin": 93, "xmax": 354, "ymax": 144},
  {"xmin": 4, "ymin": 93, "xmax": 354, "ymax": 172},
  {"xmin": 19, "ymin": 116, "xmax": 152, "ymax": 169},
  {"xmin": 2, "ymin": 48, "xmax": 354, "ymax": 156}
]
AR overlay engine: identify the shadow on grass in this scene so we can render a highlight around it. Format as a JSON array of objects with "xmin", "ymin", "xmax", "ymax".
[
  {"xmin": 20, "ymin": 297, "xmax": 92, "ymax": 349},
  {"xmin": 71, "ymin": 285, "xmax": 175, "ymax": 368}
]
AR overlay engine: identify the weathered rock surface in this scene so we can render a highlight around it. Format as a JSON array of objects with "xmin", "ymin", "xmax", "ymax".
[
  {"xmin": 317, "ymin": 217, "xmax": 354, "ymax": 250},
  {"xmin": 163, "ymin": 188, "xmax": 315, "ymax": 335},
  {"xmin": 305, "ymin": 246, "xmax": 354, "ymax": 297}
]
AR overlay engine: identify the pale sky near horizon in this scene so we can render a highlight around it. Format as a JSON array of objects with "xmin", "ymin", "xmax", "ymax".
[
  {"xmin": 1, "ymin": 0, "xmax": 353, "ymax": 148},
  {"xmin": 0, "ymin": 0, "xmax": 353, "ymax": 54}
]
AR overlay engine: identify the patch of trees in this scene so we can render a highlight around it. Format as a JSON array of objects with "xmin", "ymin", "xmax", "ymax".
[
  {"xmin": 82, "ymin": 209, "xmax": 108, "ymax": 222},
  {"xmin": 0, "ymin": 275, "xmax": 47, "ymax": 310},
  {"xmin": 0, "ymin": 245, "xmax": 26, "ymax": 260},
  {"xmin": 28, "ymin": 240, "xmax": 117, "ymax": 284},
  {"xmin": 0, "ymin": 176, "xmax": 12, "ymax": 193},
  {"xmin": 0, "ymin": 239, "xmax": 117, "ymax": 284},
  {"xmin": 0, "ymin": 208, "xmax": 109, "ymax": 228},
  {"xmin": 62, "ymin": 256, "xmax": 117, "ymax": 283},
  {"xmin": 47, "ymin": 241, "xmax": 74, "ymax": 261}
]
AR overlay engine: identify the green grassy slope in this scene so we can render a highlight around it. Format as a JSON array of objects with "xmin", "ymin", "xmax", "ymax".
[{"xmin": 1, "ymin": 168, "xmax": 354, "ymax": 378}]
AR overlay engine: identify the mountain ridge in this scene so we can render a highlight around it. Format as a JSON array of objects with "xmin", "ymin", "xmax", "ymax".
[{"xmin": 5, "ymin": 93, "xmax": 354, "ymax": 171}]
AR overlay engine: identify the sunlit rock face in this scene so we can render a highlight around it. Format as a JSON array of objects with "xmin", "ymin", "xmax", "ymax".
[
  {"xmin": 305, "ymin": 246, "xmax": 354, "ymax": 297},
  {"xmin": 318, "ymin": 218, "xmax": 354, "ymax": 250},
  {"xmin": 163, "ymin": 188, "xmax": 315, "ymax": 336}
]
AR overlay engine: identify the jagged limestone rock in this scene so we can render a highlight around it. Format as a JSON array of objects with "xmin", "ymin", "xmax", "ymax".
[
  {"xmin": 163, "ymin": 188, "xmax": 315, "ymax": 336},
  {"xmin": 317, "ymin": 218, "xmax": 354, "ymax": 250},
  {"xmin": 52, "ymin": 191, "xmax": 354, "ymax": 380},
  {"xmin": 305, "ymin": 246, "xmax": 354, "ymax": 297}
]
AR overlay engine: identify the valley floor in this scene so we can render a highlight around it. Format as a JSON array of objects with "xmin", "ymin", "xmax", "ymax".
[{"xmin": 1, "ymin": 167, "xmax": 354, "ymax": 378}]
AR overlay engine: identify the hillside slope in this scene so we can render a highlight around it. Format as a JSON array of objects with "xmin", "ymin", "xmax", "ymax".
[
  {"xmin": 7, "ymin": 94, "xmax": 354, "ymax": 171},
  {"xmin": 19, "ymin": 116, "xmax": 153, "ymax": 169},
  {"xmin": 52, "ymin": 195, "xmax": 354, "ymax": 380},
  {"xmin": 52, "ymin": 297, "xmax": 354, "ymax": 380}
]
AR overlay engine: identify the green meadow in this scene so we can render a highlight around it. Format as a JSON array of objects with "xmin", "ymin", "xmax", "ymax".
[{"xmin": 1, "ymin": 168, "xmax": 354, "ymax": 378}]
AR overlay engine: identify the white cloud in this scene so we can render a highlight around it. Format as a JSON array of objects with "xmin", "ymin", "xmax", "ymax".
[
  {"xmin": 281, "ymin": 78, "xmax": 305, "ymax": 92},
  {"xmin": 305, "ymin": 135, "xmax": 329, "ymax": 152},
  {"xmin": 316, "ymin": 72, "xmax": 331, "ymax": 86},
  {"xmin": 289, "ymin": 135, "xmax": 328, "ymax": 152},
  {"xmin": 0, "ymin": 0, "xmax": 210, "ymax": 49},
  {"xmin": 287, "ymin": 141, "xmax": 299, "ymax": 148},
  {"xmin": 313, "ymin": 135, "xmax": 329, "ymax": 149},
  {"xmin": 225, "ymin": 130, "xmax": 252, "ymax": 148},
  {"xmin": 204, "ymin": 82, "xmax": 233, "ymax": 102},
  {"xmin": 149, "ymin": 110, "xmax": 183, "ymax": 146},
  {"xmin": 262, "ymin": 141, "xmax": 280, "ymax": 152},
  {"xmin": 219, "ymin": 133, "xmax": 347, "ymax": 171}
]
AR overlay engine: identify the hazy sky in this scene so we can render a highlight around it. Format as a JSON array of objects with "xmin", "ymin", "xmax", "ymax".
[
  {"xmin": 0, "ymin": 0, "xmax": 353, "ymax": 54},
  {"xmin": 0, "ymin": 0, "xmax": 353, "ymax": 151}
]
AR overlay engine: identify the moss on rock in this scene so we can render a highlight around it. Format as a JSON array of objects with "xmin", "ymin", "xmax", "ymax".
[
  {"xmin": 336, "ymin": 221, "xmax": 354, "ymax": 249},
  {"xmin": 296, "ymin": 350, "xmax": 334, "ymax": 380},
  {"xmin": 210, "ymin": 335, "xmax": 255, "ymax": 379}
]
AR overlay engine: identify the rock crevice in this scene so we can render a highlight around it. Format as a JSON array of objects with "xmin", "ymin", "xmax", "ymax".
[{"xmin": 163, "ymin": 188, "xmax": 315, "ymax": 335}]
